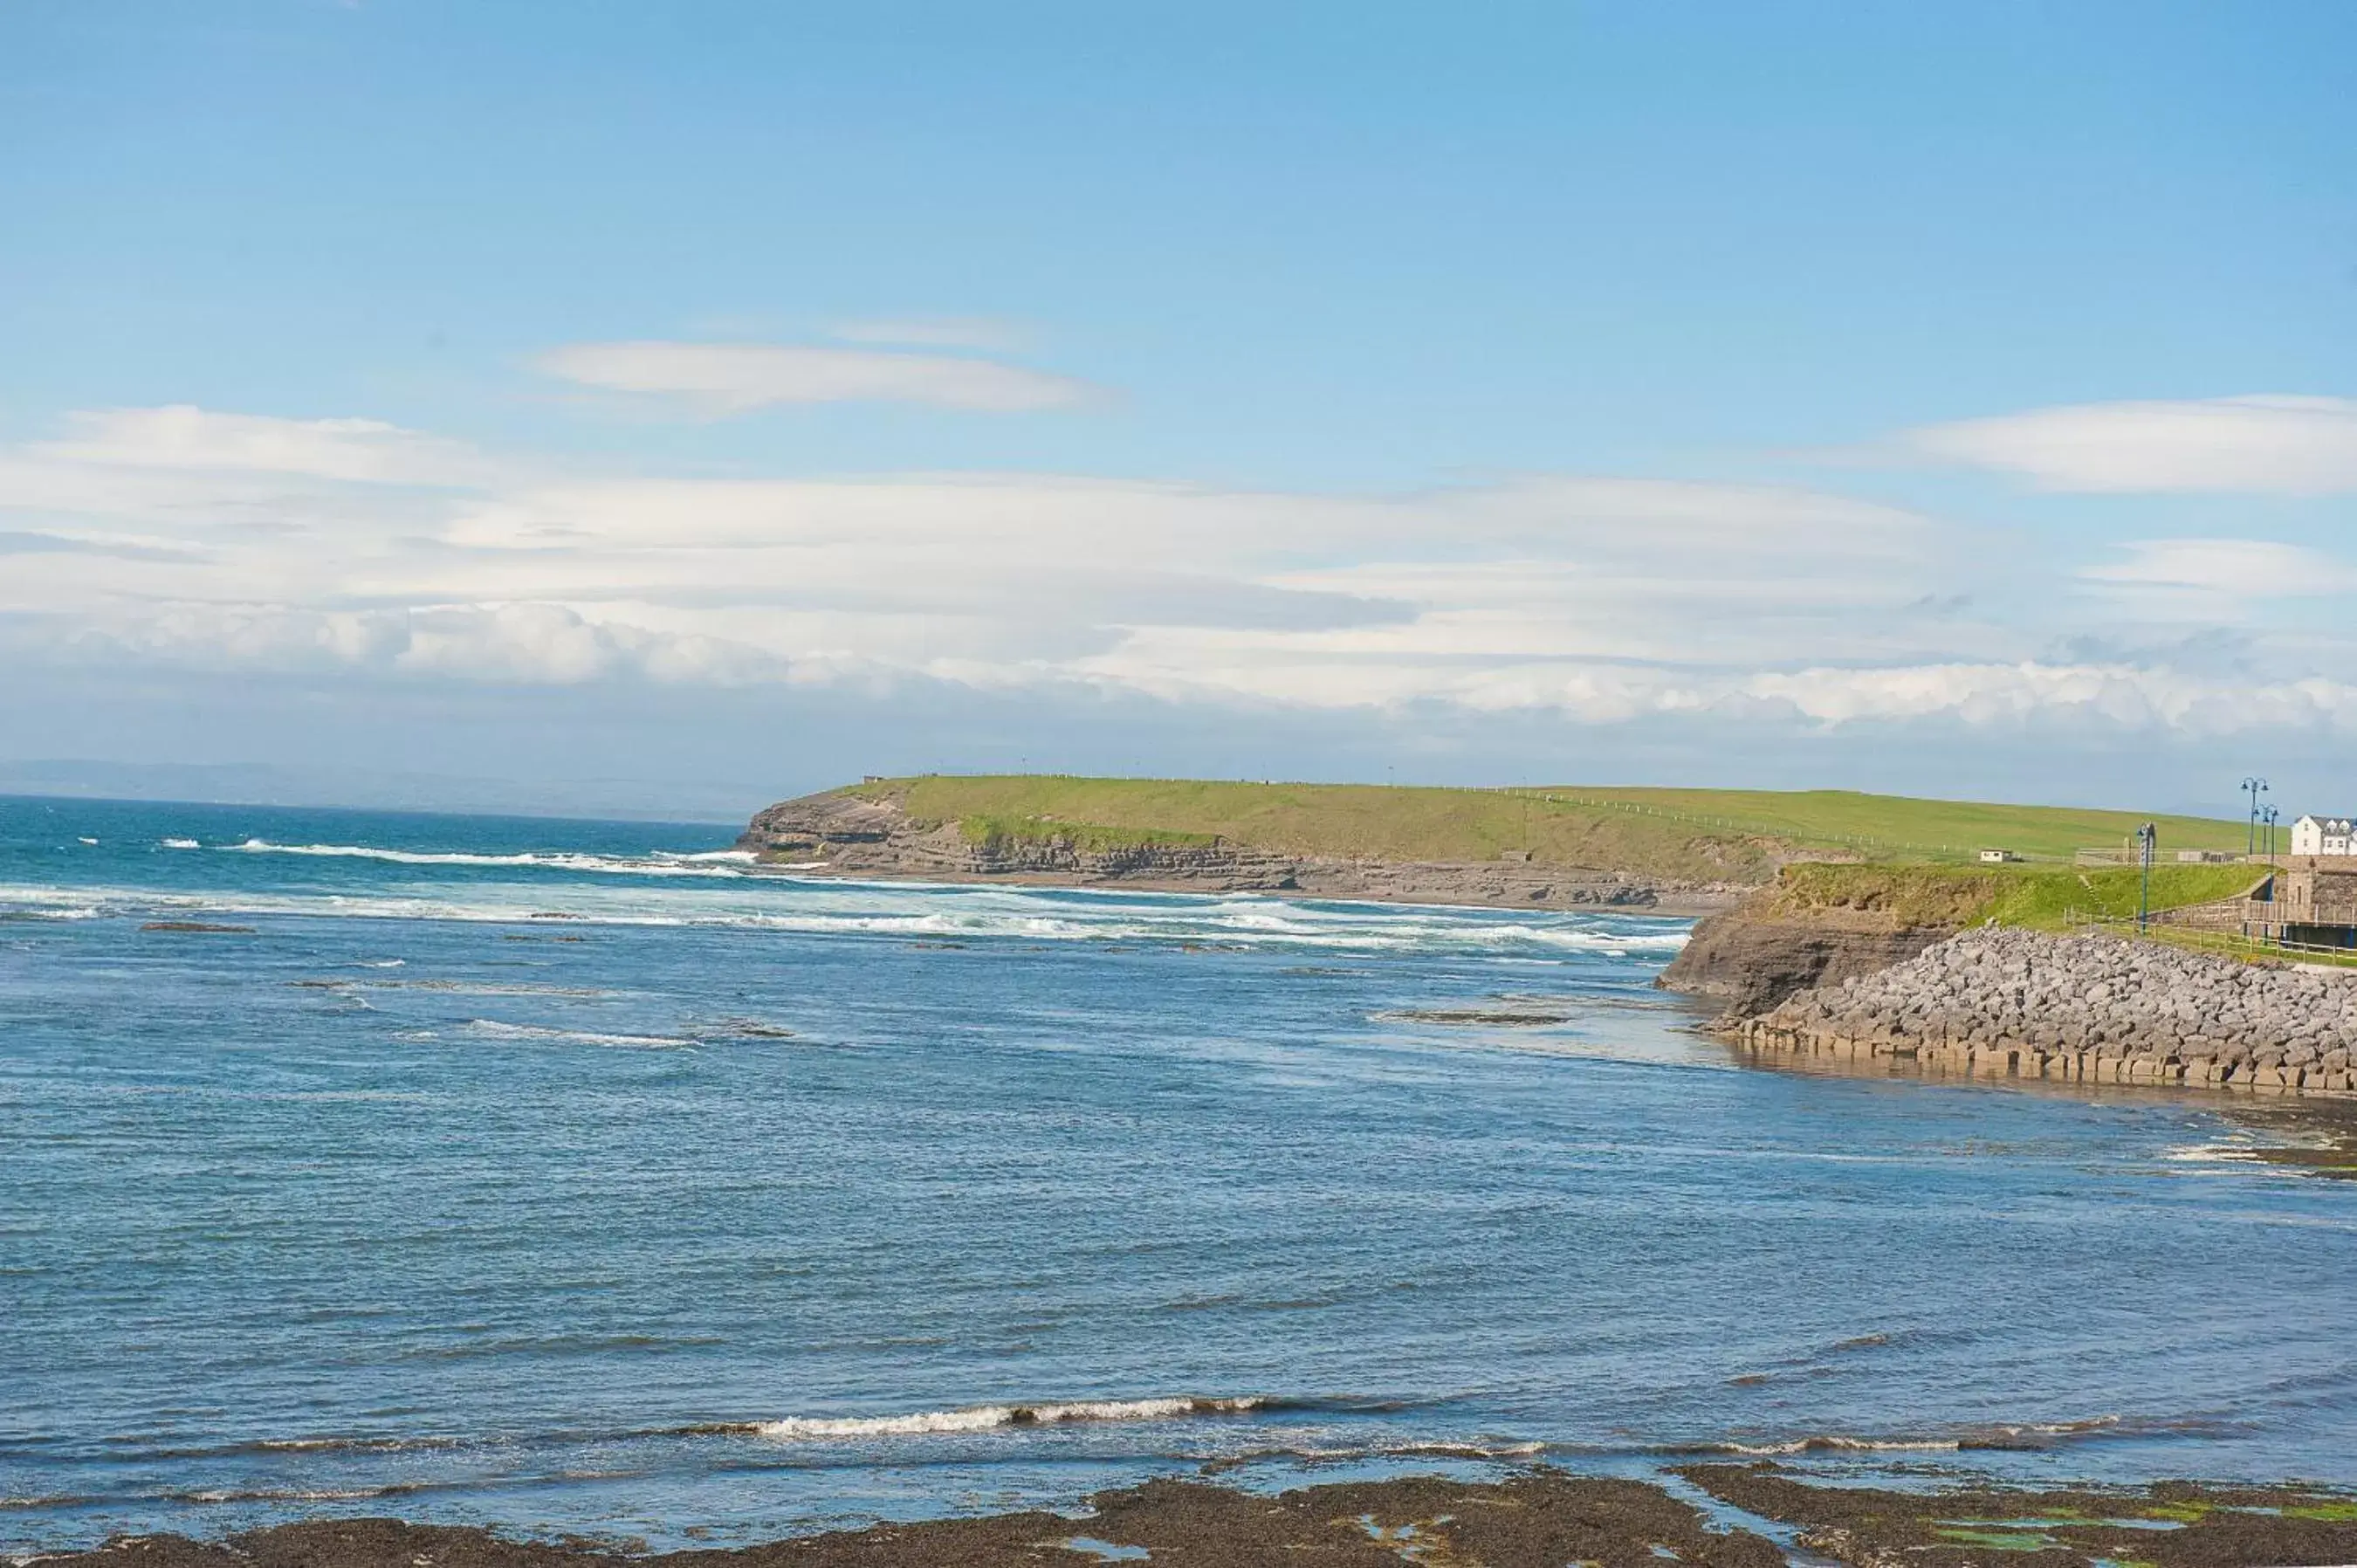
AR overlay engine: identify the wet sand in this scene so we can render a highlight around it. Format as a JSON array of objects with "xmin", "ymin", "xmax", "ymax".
[{"xmin": 46, "ymin": 1468, "xmax": 2357, "ymax": 1568}]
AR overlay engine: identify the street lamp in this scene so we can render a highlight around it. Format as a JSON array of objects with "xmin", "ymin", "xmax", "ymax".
[
  {"xmin": 2264, "ymin": 803, "xmax": 2280, "ymax": 867},
  {"xmin": 2243, "ymin": 776, "xmax": 2270, "ymax": 855},
  {"xmin": 2137, "ymin": 822, "xmax": 2157, "ymax": 933}
]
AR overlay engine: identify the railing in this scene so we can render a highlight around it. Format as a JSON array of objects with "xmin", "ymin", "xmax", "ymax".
[
  {"xmin": 2239, "ymin": 899, "xmax": 2357, "ymax": 927},
  {"xmin": 2092, "ymin": 914, "xmax": 2357, "ymax": 966}
]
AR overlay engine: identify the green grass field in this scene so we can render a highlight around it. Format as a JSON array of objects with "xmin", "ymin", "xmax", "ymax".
[
  {"xmin": 1769, "ymin": 860, "xmax": 2266, "ymax": 929},
  {"xmin": 849, "ymin": 774, "xmax": 2255, "ymax": 886}
]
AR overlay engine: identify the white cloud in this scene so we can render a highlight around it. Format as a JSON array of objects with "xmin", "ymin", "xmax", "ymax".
[
  {"xmin": 2082, "ymin": 539, "xmax": 2357, "ymax": 602},
  {"xmin": 12, "ymin": 400, "xmax": 2357, "ymax": 742},
  {"xmin": 15, "ymin": 601, "xmax": 802, "ymax": 689},
  {"xmin": 831, "ymin": 316, "xmax": 1029, "ymax": 351},
  {"xmin": 34, "ymin": 405, "xmax": 491, "ymax": 486},
  {"xmin": 536, "ymin": 340, "xmax": 1099, "ymax": 414},
  {"xmin": 1900, "ymin": 395, "xmax": 2357, "ymax": 493},
  {"xmin": 1742, "ymin": 663, "xmax": 2357, "ymax": 734}
]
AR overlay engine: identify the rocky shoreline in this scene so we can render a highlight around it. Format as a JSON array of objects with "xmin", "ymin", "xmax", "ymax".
[
  {"xmin": 1724, "ymin": 925, "xmax": 2357, "ymax": 1097},
  {"xmin": 41, "ymin": 1468, "xmax": 2357, "ymax": 1568},
  {"xmin": 744, "ymin": 787, "xmax": 2357, "ymax": 1101},
  {"xmin": 739, "ymin": 788, "xmax": 1743, "ymax": 916}
]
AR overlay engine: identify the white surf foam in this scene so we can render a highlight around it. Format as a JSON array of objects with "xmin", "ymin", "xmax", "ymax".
[
  {"xmin": 224, "ymin": 840, "xmax": 753, "ymax": 878},
  {"xmin": 463, "ymin": 1019, "xmax": 697, "ymax": 1050},
  {"xmin": 1708, "ymin": 1414, "xmax": 2124, "ymax": 1457},
  {"xmin": 2165, "ymin": 1142, "xmax": 2265, "ymax": 1166},
  {"xmin": 754, "ymin": 1395, "xmax": 1264, "ymax": 1441},
  {"xmin": 161, "ymin": 838, "xmax": 200, "ymax": 850},
  {"xmin": 1716, "ymin": 1434, "xmax": 1962, "ymax": 1455},
  {"xmin": 0, "ymin": 876, "xmax": 1694, "ymax": 961},
  {"xmin": 180, "ymin": 1485, "xmax": 407, "ymax": 1504}
]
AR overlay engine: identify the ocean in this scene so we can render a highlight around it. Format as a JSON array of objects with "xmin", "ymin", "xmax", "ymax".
[{"xmin": 3, "ymin": 794, "xmax": 2354, "ymax": 1554}]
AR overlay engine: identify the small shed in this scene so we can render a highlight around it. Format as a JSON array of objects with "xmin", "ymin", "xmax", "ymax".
[{"xmin": 1977, "ymin": 849, "xmax": 2019, "ymax": 864}]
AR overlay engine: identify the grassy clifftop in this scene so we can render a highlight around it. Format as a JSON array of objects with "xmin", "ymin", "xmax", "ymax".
[
  {"xmin": 1765, "ymin": 860, "xmax": 2265, "ymax": 930},
  {"xmin": 846, "ymin": 774, "xmax": 2250, "ymax": 887}
]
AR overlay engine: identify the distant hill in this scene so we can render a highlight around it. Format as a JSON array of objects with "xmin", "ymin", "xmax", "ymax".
[{"xmin": 841, "ymin": 774, "xmax": 2252, "ymax": 886}]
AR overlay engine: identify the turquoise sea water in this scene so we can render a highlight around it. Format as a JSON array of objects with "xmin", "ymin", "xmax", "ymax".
[{"xmin": 3, "ymin": 794, "xmax": 2354, "ymax": 1552}]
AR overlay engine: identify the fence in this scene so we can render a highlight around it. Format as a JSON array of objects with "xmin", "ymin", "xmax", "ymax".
[{"xmin": 2090, "ymin": 912, "xmax": 2357, "ymax": 967}]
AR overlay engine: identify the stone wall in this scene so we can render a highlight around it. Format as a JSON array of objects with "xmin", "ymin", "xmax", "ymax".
[{"xmin": 1731, "ymin": 926, "xmax": 2357, "ymax": 1096}]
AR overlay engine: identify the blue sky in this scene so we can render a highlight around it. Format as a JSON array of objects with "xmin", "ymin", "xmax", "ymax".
[{"xmin": 3, "ymin": 1, "xmax": 2354, "ymax": 818}]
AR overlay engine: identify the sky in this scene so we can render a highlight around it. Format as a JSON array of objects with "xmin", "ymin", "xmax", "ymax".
[{"xmin": 3, "ymin": 1, "xmax": 2354, "ymax": 821}]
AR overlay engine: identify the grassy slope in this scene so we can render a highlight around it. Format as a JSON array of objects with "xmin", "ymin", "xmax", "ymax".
[
  {"xmin": 1770, "ymin": 861, "xmax": 2266, "ymax": 930},
  {"xmin": 853, "ymin": 774, "xmax": 2251, "ymax": 886}
]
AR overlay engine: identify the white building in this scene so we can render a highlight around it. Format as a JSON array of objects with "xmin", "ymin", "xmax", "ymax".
[{"xmin": 2292, "ymin": 815, "xmax": 2355, "ymax": 856}]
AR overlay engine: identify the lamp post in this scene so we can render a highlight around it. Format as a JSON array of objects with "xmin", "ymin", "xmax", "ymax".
[
  {"xmin": 2264, "ymin": 804, "xmax": 2279, "ymax": 867},
  {"xmin": 2243, "ymin": 776, "xmax": 2269, "ymax": 855},
  {"xmin": 2137, "ymin": 822, "xmax": 2157, "ymax": 933}
]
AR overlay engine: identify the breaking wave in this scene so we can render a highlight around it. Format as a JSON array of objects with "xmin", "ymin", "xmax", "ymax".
[
  {"xmin": 1681, "ymin": 1415, "xmax": 2146, "ymax": 1457},
  {"xmin": 223, "ymin": 840, "xmax": 759, "ymax": 877},
  {"xmin": 0, "ymin": 879, "xmax": 1690, "ymax": 957},
  {"xmin": 463, "ymin": 1019, "xmax": 698, "ymax": 1050},
  {"xmin": 739, "ymin": 1396, "xmax": 1269, "ymax": 1441}
]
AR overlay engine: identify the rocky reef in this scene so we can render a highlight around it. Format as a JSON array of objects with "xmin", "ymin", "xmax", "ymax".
[
  {"xmin": 45, "ymin": 1474, "xmax": 1785, "ymax": 1568},
  {"xmin": 45, "ymin": 1468, "xmax": 2357, "ymax": 1567},
  {"xmin": 1678, "ymin": 1465, "xmax": 2357, "ymax": 1568},
  {"xmin": 739, "ymin": 787, "xmax": 1739, "ymax": 914},
  {"xmin": 1730, "ymin": 925, "xmax": 2357, "ymax": 1095}
]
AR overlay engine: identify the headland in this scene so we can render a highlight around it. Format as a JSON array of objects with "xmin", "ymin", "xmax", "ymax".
[
  {"xmin": 739, "ymin": 776, "xmax": 2357, "ymax": 1101},
  {"xmin": 738, "ymin": 775, "xmax": 2248, "ymax": 918}
]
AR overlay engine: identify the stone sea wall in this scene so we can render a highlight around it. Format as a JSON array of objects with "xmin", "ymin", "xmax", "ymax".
[{"xmin": 1733, "ymin": 926, "xmax": 2357, "ymax": 1095}]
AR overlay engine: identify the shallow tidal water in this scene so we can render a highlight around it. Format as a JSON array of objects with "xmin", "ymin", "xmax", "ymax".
[{"xmin": 3, "ymin": 794, "xmax": 2354, "ymax": 1553}]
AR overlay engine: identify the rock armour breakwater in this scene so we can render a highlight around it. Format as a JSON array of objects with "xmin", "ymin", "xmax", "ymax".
[{"xmin": 1735, "ymin": 927, "xmax": 2357, "ymax": 1095}]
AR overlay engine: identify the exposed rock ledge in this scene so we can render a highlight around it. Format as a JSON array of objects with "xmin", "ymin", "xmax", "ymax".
[
  {"xmin": 1729, "ymin": 926, "xmax": 2357, "ymax": 1096},
  {"xmin": 1656, "ymin": 908, "xmax": 1952, "ymax": 1014},
  {"xmin": 738, "ymin": 788, "xmax": 1743, "ymax": 914}
]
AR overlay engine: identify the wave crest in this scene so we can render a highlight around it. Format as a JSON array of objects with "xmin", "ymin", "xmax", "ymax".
[
  {"xmin": 225, "ymin": 841, "xmax": 755, "ymax": 877},
  {"xmin": 750, "ymin": 1396, "xmax": 1266, "ymax": 1441},
  {"xmin": 464, "ymin": 1019, "xmax": 697, "ymax": 1050}
]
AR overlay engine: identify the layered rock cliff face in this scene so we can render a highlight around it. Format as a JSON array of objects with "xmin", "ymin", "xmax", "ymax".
[
  {"xmin": 1656, "ymin": 911, "xmax": 1952, "ymax": 1014},
  {"xmin": 738, "ymin": 788, "xmax": 1742, "ymax": 913},
  {"xmin": 1733, "ymin": 926, "xmax": 2357, "ymax": 1096}
]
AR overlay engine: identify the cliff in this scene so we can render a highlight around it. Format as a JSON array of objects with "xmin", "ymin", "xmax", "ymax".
[
  {"xmin": 1657, "ymin": 860, "xmax": 2267, "ymax": 1014},
  {"xmin": 1657, "ymin": 912, "xmax": 1952, "ymax": 1014},
  {"xmin": 738, "ymin": 785, "xmax": 1745, "ymax": 913}
]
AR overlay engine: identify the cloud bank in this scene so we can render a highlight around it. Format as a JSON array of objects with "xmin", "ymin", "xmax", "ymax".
[{"xmin": 4, "ymin": 399, "xmax": 2354, "ymax": 746}]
